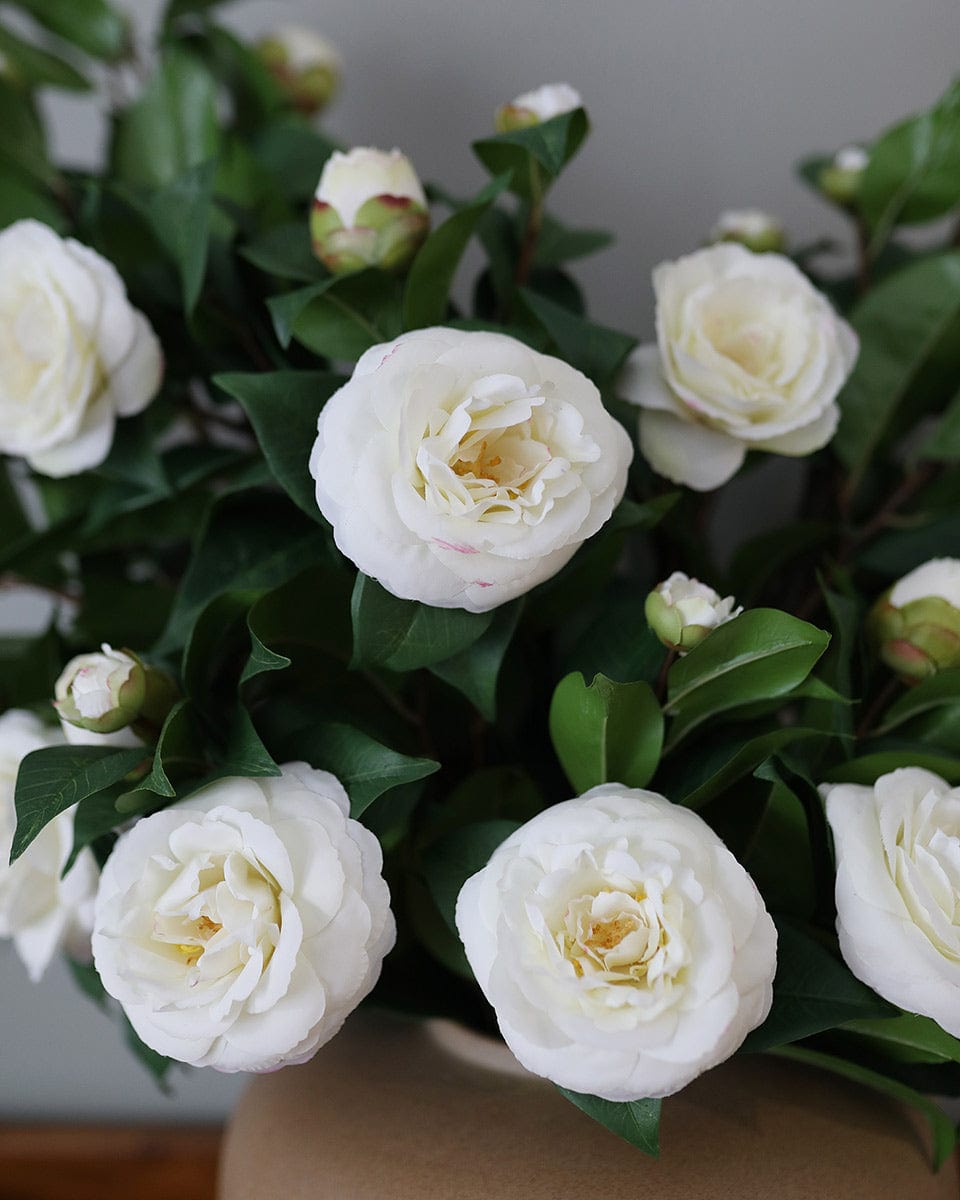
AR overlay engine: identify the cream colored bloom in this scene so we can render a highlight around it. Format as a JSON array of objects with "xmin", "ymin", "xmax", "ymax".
[
  {"xmin": 824, "ymin": 768, "xmax": 960, "ymax": 1035},
  {"xmin": 456, "ymin": 785, "xmax": 776, "ymax": 1100},
  {"xmin": 93, "ymin": 764, "xmax": 395, "ymax": 1072},
  {"xmin": 54, "ymin": 644, "xmax": 145, "ymax": 735},
  {"xmin": 310, "ymin": 327, "xmax": 632, "ymax": 612},
  {"xmin": 0, "ymin": 220, "xmax": 162, "ymax": 477},
  {"xmin": 0, "ymin": 710, "xmax": 99, "ymax": 981},
  {"xmin": 621, "ymin": 244, "xmax": 858, "ymax": 491}
]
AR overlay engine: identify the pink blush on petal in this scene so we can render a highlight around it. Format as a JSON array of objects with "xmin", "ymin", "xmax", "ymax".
[{"xmin": 433, "ymin": 538, "xmax": 479, "ymax": 555}]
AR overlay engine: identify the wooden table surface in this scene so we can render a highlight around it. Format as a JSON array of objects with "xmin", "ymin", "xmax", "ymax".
[{"xmin": 0, "ymin": 1125, "xmax": 221, "ymax": 1200}]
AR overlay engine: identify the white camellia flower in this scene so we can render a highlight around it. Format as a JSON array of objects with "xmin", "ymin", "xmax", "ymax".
[
  {"xmin": 495, "ymin": 83, "xmax": 583, "ymax": 131},
  {"xmin": 824, "ymin": 768, "xmax": 960, "ymax": 1035},
  {"xmin": 0, "ymin": 709, "xmax": 99, "ymax": 982},
  {"xmin": 645, "ymin": 571, "xmax": 742, "ymax": 654},
  {"xmin": 0, "ymin": 219, "xmax": 162, "ymax": 477},
  {"xmin": 310, "ymin": 327, "xmax": 633, "ymax": 612},
  {"xmin": 620, "ymin": 243, "xmax": 858, "ymax": 492},
  {"xmin": 54, "ymin": 643, "xmax": 146, "ymax": 735},
  {"xmin": 310, "ymin": 148, "xmax": 430, "ymax": 273},
  {"xmin": 456, "ymin": 785, "xmax": 777, "ymax": 1100},
  {"xmin": 92, "ymin": 763, "xmax": 395, "ymax": 1072}
]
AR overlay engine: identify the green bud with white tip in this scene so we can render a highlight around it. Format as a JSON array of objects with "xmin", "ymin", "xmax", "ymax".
[
  {"xmin": 310, "ymin": 147, "xmax": 430, "ymax": 274},
  {"xmin": 256, "ymin": 26, "xmax": 341, "ymax": 116},
  {"xmin": 645, "ymin": 572, "xmax": 742, "ymax": 655},
  {"xmin": 868, "ymin": 558, "xmax": 960, "ymax": 682}
]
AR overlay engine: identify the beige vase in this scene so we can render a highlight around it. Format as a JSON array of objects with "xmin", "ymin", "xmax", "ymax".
[{"xmin": 219, "ymin": 1009, "xmax": 958, "ymax": 1199}]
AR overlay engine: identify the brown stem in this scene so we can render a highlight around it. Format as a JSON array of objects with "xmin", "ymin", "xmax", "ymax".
[
  {"xmin": 655, "ymin": 649, "xmax": 677, "ymax": 704},
  {"xmin": 855, "ymin": 676, "xmax": 901, "ymax": 740}
]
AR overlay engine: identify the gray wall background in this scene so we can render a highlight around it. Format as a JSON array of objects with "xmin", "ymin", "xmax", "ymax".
[{"xmin": 1, "ymin": 0, "xmax": 958, "ymax": 1120}]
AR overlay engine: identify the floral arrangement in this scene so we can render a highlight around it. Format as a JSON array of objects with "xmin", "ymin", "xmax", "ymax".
[{"xmin": 1, "ymin": 0, "xmax": 960, "ymax": 1166}]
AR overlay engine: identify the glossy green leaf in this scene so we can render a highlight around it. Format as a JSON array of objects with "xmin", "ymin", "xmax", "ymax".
[
  {"xmin": 114, "ymin": 700, "xmax": 207, "ymax": 813},
  {"xmin": 275, "ymin": 721, "xmax": 439, "ymax": 818},
  {"xmin": 14, "ymin": 0, "xmax": 126, "ymax": 60},
  {"xmin": 429, "ymin": 601, "xmax": 521, "ymax": 720},
  {"xmin": 403, "ymin": 173, "xmax": 510, "ymax": 329},
  {"xmin": 424, "ymin": 819, "xmax": 518, "ymax": 931},
  {"xmin": 520, "ymin": 288, "xmax": 637, "ymax": 387},
  {"xmin": 534, "ymin": 216, "xmax": 613, "ymax": 267},
  {"xmin": 743, "ymin": 923, "xmax": 893, "ymax": 1053},
  {"xmin": 549, "ymin": 672, "xmax": 663, "ymax": 793},
  {"xmin": 919, "ymin": 385, "xmax": 960, "ymax": 461},
  {"xmin": 557, "ymin": 1090, "xmax": 661, "ymax": 1158},
  {"xmin": 821, "ymin": 749, "xmax": 960, "ymax": 785},
  {"xmin": 268, "ymin": 270, "xmax": 403, "ymax": 360},
  {"xmin": 770, "ymin": 1046, "xmax": 956, "ymax": 1171},
  {"xmin": 875, "ymin": 669, "xmax": 960, "ymax": 732},
  {"xmin": 12, "ymin": 745, "xmax": 146, "ymax": 861},
  {"xmin": 250, "ymin": 117, "xmax": 337, "ymax": 203},
  {"xmin": 676, "ymin": 727, "xmax": 827, "ymax": 810},
  {"xmin": 111, "ymin": 46, "xmax": 220, "ymax": 188},
  {"xmin": 833, "ymin": 253, "xmax": 960, "ymax": 491},
  {"xmin": 843, "ymin": 1013, "xmax": 960, "ymax": 1065},
  {"xmin": 473, "ymin": 108, "xmax": 589, "ymax": 197},
  {"xmin": 665, "ymin": 610, "xmax": 830, "ymax": 745},
  {"xmin": 350, "ymin": 575, "xmax": 494, "ymax": 672},
  {"xmin": 861, "ymin": 80, "xmax": 960, "ymax": 253},
  {"xmin": 214, "ymin": 370, "xmax": 344, "ymax": 518},
  {"xmin": 148, "ymin": 158, "xmax": 217, "ymax": 312}
]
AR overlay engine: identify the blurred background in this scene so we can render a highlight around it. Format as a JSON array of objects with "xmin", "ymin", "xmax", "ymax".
[{"xmin": 1, "ymin": 0, "xmax": 959, "ymax": 1121}]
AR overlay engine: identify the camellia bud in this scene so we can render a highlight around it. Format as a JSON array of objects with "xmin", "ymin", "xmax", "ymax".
[
  {"xmin": 818, "ymin": 145, "xmax": 869, "ymax": 206},
  {"xmin": 256, "ymin": 26, "xmax": 342, "ymax": 115},
  {"xmin": 54, "ymin": 645, "xmax": 178, "ymax": 736},
  {"xmin": 710, "ymin": 209, "xmax": 786, "ymax": 255},
  {"xmin": 868, "ymin": 558, "xmax": 960, "ymax": 682},
  {"xmin": 645, "ymin": 572, "xmax": 742, "ymax": 655},
  {"xmin": 494, "ymin": 82, "xmax": 582, "ymax": 133},
  {"xmin": 310, "ymin": 147, "xmax": 430, "ymax": 274}
]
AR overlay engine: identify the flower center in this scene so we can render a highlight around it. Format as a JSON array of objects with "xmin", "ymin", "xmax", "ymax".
[
  {"xmin": 559, "ymin": 887, "xmax": 671, "ymax": 984},
  {"xmin": 173, "ymin": 915, "xmax": 223, "ymax": 966}
]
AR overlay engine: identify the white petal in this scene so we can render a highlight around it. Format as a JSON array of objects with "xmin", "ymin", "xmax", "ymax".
[{"xmin": 639, "ymin": 409, "xmax": 745, "ymax": 491}]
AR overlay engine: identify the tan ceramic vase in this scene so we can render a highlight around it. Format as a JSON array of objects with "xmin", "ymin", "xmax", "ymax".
[{"xmin": 219, "ymin": 1010, "xmax": 958, "ymax": 1200}]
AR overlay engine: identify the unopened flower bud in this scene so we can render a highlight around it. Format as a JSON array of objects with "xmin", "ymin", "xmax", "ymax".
[
  {"xmin": 495, "ymin": 82, "xmax": 582, "ymax": 133},
  {"xmin": 645, "ymin": 572, "xmax": 742, "ymax": 655},
  {"xmin": 54, "ymin": 645, "xmax": 178, "ymax": 737},
  {"xmin": 256, "ymin": 26, "xmax": 341, "ymax": 115},
  {"xmin": 818, "ymin": 145, "xmax": 869, "ymax": 206},
  {"xmin": 310, "ymin": 147, "xmax": 430, "ymax": 274},
  {"xmin": 710, "ymin": 209, "xmax": 785, "ymax": 254},
  {"xmin": 868, "ymin": 558, "xmax": 960, "ymax": 682}
]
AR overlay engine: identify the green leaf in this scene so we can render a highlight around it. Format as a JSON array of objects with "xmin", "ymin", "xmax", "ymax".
[
  {"xmin": 473, "ymin": 109, "xmax": 589, "ymax": 197},
  {"xmin": 64, "ymin": 787, "xmax": 123, "ymax": 875},
  {"xmin": 0, "ymin": 170, "xmax": 64, "ymax": 230},
  {"xmin": 423, "ymin": 819, "xmax": 518, "ymax": 931},
  {"xmin": 520, "ymin": 288, "xmax": 637, "ymax": 388},
  {"xmin": 350, "ymin": 574, "xmax": 494, "ymax": 672},
  {"xmin": 675, "ymin": 727, "xmax": 827, "ymax": 810},
  {"xmin": 843, "ymin": 1013, "xmax": 960, "ymax": 1065},
  {"xmin": 216, "ymin": 707, "xmax": 281, "ymax": 779},
  {"xmin": 114, "ymin": 700, "xmax": 206, "ymax": 813},
  {"xmin": 157, "ymin": 492, "xmax": 331, "ymax": 653},
  {"xmin": 403, "ymin": 173, "xmax": 510, "ymax": 329},
  {"xmin": 664, "ymin": 610, "xmax": 830, "ymax": 746},
  {"xmin": 0, "ymin": 624, "xmax": 61, "ymax": 710},
  {"xmin": 241, "ymin": 628, "xmax": 291, "ymax": 685},
  {"xmin": 861, "ymin": 80, "xmax": 960, "ymax": 254},
  {"xmin": 919, "ymin": 384, "xmax": 960, "ymax": 461},
  {"xmin": 12, "ymin": 745, "xmax": 146, "ymax": 861},
  {"xmin": 860, "ymin": 512, "xmax": 960, "ymax": 577},
  {"xmin": 875, "ymin": 669, "xmax": 960, "ymax": 732},
  {"xmin": 214, "ymin": 370, "xmax": 344, "ymax": 519},
  {"xmin": 428, "ymin": 601, "xmax": 521, "ymax": 720},
  {"xmin": 240, "ymin": 221, "xmax": 324, "ymax": 283},
  {"xmin": 267, "ymin": 270, "xmax": 403, "ymax": 361},
  {"xmin": 250, "ymin": 117, "xmax": 337, "ymax": 203},
  {"xmin": 821, "ymin": 749, "xmax": 960, "ymax": 785},
  {"xmin": 0, "ymin": 25, "xmax": 90, "ymax": 90},
  {"xmin": 148, "ymin": 158, "xmax": 217, "ymax": 312},
  {"xmin": 123, "ymin": 1019, "xmax": 173, "ymax": 1087},
  {"xmin": 67, "ymin": 957, "xmax": 108, "ymax": 1009},
  {"xmin": 164, "ymin": 0, "xmax": 239, "ymax": 24},
  {"xmin": 274, "ymin": 721, "xmax": 439, "ymax": 818},
  {"xmin": 556, "ymin": 1090, "xmax": 661, "ymax": 1158},
  {"xmin": 14, "ymin": 0, "xmax": 127, "ymax": 60},
  {"xmin": 111, "ymin": 46, "xmax": 220, "ymax": 188},
  {"xmin": 743, "ymin": 923, "xmax": 893, "ymax": 1053},
  {"xmin": 549, "ymin": 672, "xmax": 663, "ymax": 793},
  {"xmin": 744, "ymin": 781, "xmax": 816, "ymax": 918},
  {"xmin": 770, "ymin": 1045, "xmax": 956, "ymax": 1171},
  {"xmin": 833, "ymin": 253, "xmax": 960, "ymax": 492},
  {"xmin": 534, "ymin": 216, "xmax": 613, "ymax": 267},
  {"xmin": 0, "ymin": 78, "xmax": 55, "ymax": 187}
]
